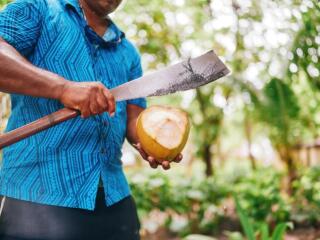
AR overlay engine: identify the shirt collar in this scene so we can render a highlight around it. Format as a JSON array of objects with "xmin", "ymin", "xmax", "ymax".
[
  {"xmin": 61, "ymin": 0, "xmax": 83, "ymax": 15},
  {"xmin": 61, "ymin": 0, "xmax": 125, "ymax": 46},
  {"xmin": 62, "ymin": 0, "xmax": 79, "ymax": 9},
  {"xmin": 84, "ymin": 21, "xmax": 125, "ymax": 47}
]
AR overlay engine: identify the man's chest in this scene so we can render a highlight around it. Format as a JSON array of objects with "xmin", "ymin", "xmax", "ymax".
[{"xmin": 29, "ymin": 8, "xmax": 130, "ymax": 89}]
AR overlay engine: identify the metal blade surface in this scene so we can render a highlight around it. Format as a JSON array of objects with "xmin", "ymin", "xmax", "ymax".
[{"xmin": 110, "ymin": 50, "xmax": 230, "ymax": 101}]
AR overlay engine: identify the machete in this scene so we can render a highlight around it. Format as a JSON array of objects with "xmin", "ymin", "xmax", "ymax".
[{"xmin": 0, "ymin": 50, "xmax": 230, "ymax": 149}]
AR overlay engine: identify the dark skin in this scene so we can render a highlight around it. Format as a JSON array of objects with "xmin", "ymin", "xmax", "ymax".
[{"xmin": 0, "ymin": 0, "xmax": 182, "ymax": 169}]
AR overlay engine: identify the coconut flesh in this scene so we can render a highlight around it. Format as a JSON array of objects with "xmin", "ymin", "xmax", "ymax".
[{"xmin": 136, "ymin": 106, "xmax": 190, "ymax": 161}]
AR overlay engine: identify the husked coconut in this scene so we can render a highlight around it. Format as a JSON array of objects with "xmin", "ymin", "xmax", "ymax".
[{"xmin": 136, "ymin": 105, "xmax": 190, "ymax": 161}]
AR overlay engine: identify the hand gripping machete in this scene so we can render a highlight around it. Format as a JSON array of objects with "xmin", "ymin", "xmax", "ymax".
[{"xmin": 0, "ymin": 50, "xmax": 230, "ymax": 149}]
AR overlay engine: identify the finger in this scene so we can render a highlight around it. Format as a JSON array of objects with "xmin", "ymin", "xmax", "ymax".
[
  {"xmin": 147, "ymin": 156, "xmax": 158, "ymax": 165},
  {"xmin": 136, "ymin": 144, "xmax": 148, "ymax": 160},
  {"xmin": 102, "ymin": 88, "xmax": 115, "ymax": 116},
  {"xmin": 173, "ymin": 153, "xmax": 183, "ymax": 163},
  {"xmin": 80, "ymin": 102, "xmax": 90, "ymax": 118},
  {"xmin": 134, "ymin": 143, "xmax": 147, "ymax": 158},
  {"xmin": 148, "ymin": 157, "xmax": 158, "ymax": 169},
  {"xmin": 89, "ymin": 94, "xmax": 100, "ymax": 115},
  {"xmin": 149, "ymin": 162, "xmax": 158, "ymax": 168},
  {"xmin": 139, "ymin": 149, "xmax": 148, "ymax": 160},
  {"xmin": 81, "ymin": 108, "xmax": 90, "ymax": 118},
  {"xmin": 161, "ymin": 161, "xmax": 170, "ymax": 170},
  {"xmin": 96, "ymin": 91, "xmax": 109, "ymax": 113}
]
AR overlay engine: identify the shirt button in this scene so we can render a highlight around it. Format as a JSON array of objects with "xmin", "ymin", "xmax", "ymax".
[
  {"xmin": 102, "ymin": 121, "xmax": 108, "ymax": 126},
  {"xmin": 101, "ymin": 132, "xmax": 106, "ymax": 138},
  {"xmin": 100, "ymin": 148, "xmax": 106, "ymax": 154}
]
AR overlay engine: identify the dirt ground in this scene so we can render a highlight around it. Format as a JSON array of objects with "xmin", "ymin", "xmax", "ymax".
[
  {"xmin": 285, "ymin": 228, "xmax": 320, "ymax": 240},
  {"xmin": 141, "ymin": 227, "xmax": 320, "ymax": 240}
]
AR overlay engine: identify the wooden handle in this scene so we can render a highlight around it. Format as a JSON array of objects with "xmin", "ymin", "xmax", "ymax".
[{"xmin": 0, "ymin": 108, "xmax": 79, "ymax": 149}]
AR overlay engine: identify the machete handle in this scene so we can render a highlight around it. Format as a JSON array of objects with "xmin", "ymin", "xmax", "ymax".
[{"xmin": 0, "ymin": 108, "xmax": 79, "ymax": 150}]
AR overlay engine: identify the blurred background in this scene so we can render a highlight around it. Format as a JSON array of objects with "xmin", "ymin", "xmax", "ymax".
[{"xmin": 1, "ymin": 0, "xmax": 320, "ymax": 239}]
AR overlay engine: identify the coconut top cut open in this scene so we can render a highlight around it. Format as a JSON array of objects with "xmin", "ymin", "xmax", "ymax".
[{"xmin": 139, "ymin": 106, "xmax": 189, "ymax": 150}]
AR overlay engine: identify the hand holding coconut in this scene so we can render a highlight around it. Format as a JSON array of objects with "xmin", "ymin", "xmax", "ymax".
[
  {"xmin": 133, "ymin": 143, "xmax": 183, "ymax": 170},
  {"xmin": 134, "ymin": 105, "xmax": 190, "ymax": 170}
]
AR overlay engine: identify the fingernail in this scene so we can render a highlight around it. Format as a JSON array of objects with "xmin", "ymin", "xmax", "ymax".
[{"xmin": 110, "ymin": 112, "xmax": 115, "ymax": 117}]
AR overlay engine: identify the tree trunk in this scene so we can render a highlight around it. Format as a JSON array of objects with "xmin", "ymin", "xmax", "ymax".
[
  {"xmin": 278, "ymin": 145, "xmax": 297, "ymax": 195},
  {"xmin": 244, "ymin": 113, "xmax": 256, "ymax": 170},
  {"xmin": 203, "ymin": 144, "xmax": 213, "ymax": 177},
  {"xmin": 306, "ymin": 147, "xmax": 311, "ymax": 167},
  {"xmin": 286, "ymin": 153, "xmax": 297, "ymax": 195},
  {"xmin": 216, "ymin": 137, "xmax": 225, "ymax": 167}
]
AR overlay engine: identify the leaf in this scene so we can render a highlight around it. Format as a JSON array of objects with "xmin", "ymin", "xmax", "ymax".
[
  {"xmin": 260, "ymin": 223, "xmax": 270, "ymax": 240},
  {"xmin": 271, "ymin": 222, "xmax": 292, "ymax": 240},
  {"xmin": 234, "ymin": 197, "xmax": 255, "ymax": 240}
]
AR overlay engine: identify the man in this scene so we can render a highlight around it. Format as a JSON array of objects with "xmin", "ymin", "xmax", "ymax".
[{"xmin": 0, "ymin": 0, "xmax": 182, "ymax": 239}]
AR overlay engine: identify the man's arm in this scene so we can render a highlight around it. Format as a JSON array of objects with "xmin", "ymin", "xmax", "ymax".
[
  {"xmin": 0, "ymin": 38, "xmax": 65, "ymax": 99},
  {"xmin": 0, "ymin": 38, "xmax": 115, "ymax": 118},
  {"xmin": 126, "ymin": 104, "xmax": 144, "ymax": 146}
]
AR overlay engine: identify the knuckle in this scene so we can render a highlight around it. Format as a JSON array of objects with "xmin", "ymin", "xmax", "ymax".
[
  {"xmin": 98, "ymin": 82, "xmax": 105, "ymax": 88},
  {"xmin": 90, "ymin": 84, "xmax": 99, "ymax": 92},
  {"xmin": 97, "ymin": 107, "xmax": 105, "ymax": 114}
]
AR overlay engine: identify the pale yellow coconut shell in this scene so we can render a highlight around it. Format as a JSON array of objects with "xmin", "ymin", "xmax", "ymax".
[{"xmin": 136, "ymin": 105, "xmax": 190, "ymax": 162}]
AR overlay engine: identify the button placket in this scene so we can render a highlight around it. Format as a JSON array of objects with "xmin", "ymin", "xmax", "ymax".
[
  {"xmin": 100, "ymin": 132, "xmax": 106, "ymax": 139},
  {"xmin": 100, "ymin": 148, "xmax": 106, "ymax": 154},
  {"xmin": 99, "ymin": 117, "xmax": 109, "ymax": 155},
  {"xmin": 91, "ymin": 44, "xmax": 108, "ymax": 156}
]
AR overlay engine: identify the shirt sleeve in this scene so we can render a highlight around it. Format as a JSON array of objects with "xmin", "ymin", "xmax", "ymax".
[
  {"xmin": 127, "ymin": 46, "xmax": 147, "ymax": 109},
  {"xmin": 0, "ymin": 0, "xmax": 43, "ymax": 56}
]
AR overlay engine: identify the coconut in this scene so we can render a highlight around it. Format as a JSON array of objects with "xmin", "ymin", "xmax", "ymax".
[{"xmin": 136, "ymin": 105, "xmax": 190, "ymax": 161}]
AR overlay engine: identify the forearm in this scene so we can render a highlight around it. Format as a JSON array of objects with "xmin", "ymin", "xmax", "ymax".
[
  {"xmin": 126, "ymin": 104, "xmax": 144, "ymax": 145},
  {"xmin": 126, "ymin": 118, "xmax": 138, "ymax": 145},
  {"xmin": 0, "ymin": 38, "xmax": 67, "ymax": 99}
]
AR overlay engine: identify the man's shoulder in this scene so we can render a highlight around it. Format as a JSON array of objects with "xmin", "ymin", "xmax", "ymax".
[
  {"xmin": 3, "ymin": 0, "xmax": 49, "ymax": 13},
  {"xmin": 4, "ymin": 0, "xmax": 68, "ymax": 13},
  {"xmin": 120, "ymin": 38, "xmax": 141, "ymax": 58}
]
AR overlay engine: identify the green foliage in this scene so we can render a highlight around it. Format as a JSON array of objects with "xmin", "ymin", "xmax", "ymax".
[
  {"xmin": 129, "ymin": 169, "xmax": 230, "ymax": 209},
  {"xmin": 235, "ymin": 197, "xmax": 255, "ymax": 240},
  {"xmin": 233, "ymin": 168, "xmax": 290, "ymax": 223},
  {"xmin": 115, "ymin": 0, "xmax": 212, "ymax": 68},
  {"xmin": 129, "ymin": 166, "xmax": 320, "ymax": 237},
  {"xmin": 289, "ymin": 0, "xmax": 320, "ymax": 89},
  {"xmin": 235, "ymin": 197, "xmax": 292, "ymax": 240},
  {"xmin": 291, "ymin": 167, "xmax": 320, "ymax": 224},
  {"xmin": 128, "ymin": 167, "xmax": 298, "ymax": 237},
  {"xmin": 129, "ymin": 169, "xmax": 229, "ymax": 236},
  {"xmin": 259, "ymin": 78, "xmax": 301, "ymax": 146},
  {"xmin": 287, "ymin": 0, "xmax": 320, "ymax": 138},
  {"xmin": 0, "ymin": 0, "xmax": 9, "ymax": 9}
]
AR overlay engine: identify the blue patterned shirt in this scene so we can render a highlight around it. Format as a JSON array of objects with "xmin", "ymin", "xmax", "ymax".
[{"xmin": 0, "ymin": 0, "xmax": 146, "ymax": 210}]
